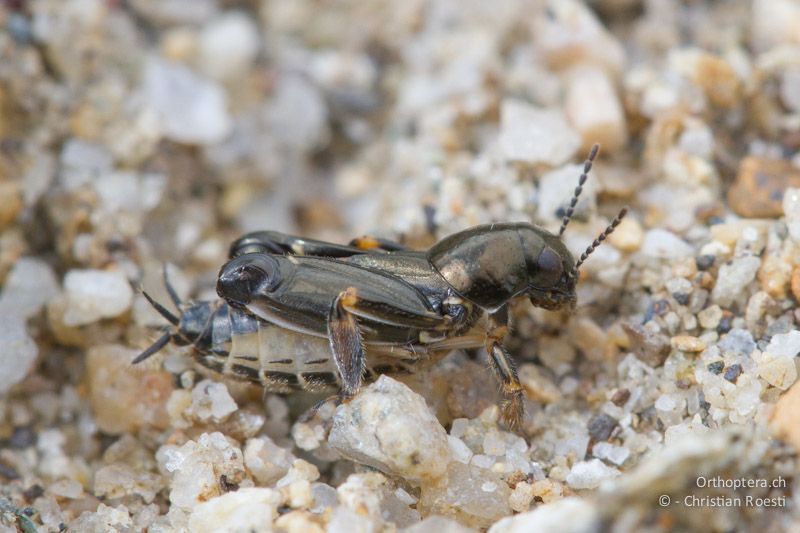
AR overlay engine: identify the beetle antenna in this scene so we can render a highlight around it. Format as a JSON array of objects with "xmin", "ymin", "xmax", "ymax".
[
  {"xmin": 559, "ymin": 144, "xmax": 599, "ymax": 236},
  {"xmin": 575, "ymin": 207, "xmax": 628, "ymax": 271},
  {"xmin": 163, "ymin": 264, "xmax": 183, "ymax": 309},
  {"xmin": 142, "ymin": 290, "xmax": 180, "ymax": 326},
  {"xmin": 132, "ymin": 331, "xmax": 172, "ymax": 364}
]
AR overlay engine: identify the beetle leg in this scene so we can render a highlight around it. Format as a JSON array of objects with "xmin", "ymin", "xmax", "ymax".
[
  {"xmin": 328, "ymin": 287, "xmax": 367, "ymax": 398},
  {"xmin": 348, "ymin": 235, "xmax": 409, "ymax": 252},
  {"xmin": 485, "ymin": 306, "xmax": 524, "ymax": 430}
]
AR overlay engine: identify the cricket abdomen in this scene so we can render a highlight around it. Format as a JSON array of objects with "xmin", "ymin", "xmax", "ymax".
[{"xmin": 190, "ymin": 303, "xmax": 440, "ymax": 393}]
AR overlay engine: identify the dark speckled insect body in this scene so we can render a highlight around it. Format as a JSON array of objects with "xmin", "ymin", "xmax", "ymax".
[{"xmin": 137, "ymin": 145, "xmax": 627, "ymax": 429}]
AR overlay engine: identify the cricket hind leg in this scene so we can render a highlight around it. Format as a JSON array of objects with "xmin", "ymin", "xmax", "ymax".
[
  {"xmin": 327, "ymin": 288, "xmax": 368, "ymax": 398},
  {"xmin": 229, "ymin": 230, "xmax": 396, "ymax": 259}
]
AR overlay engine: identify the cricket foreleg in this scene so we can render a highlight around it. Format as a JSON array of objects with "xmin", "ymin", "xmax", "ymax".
[{"xmin": 485, "ymin": 306, "xmax": 524, "ymax": 430}]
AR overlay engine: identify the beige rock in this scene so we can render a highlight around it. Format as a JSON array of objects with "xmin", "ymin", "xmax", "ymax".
[
  {"xmin": 328, "ymin": 376, "xmax": 450, "ymax": 486},
  {"xmin": 489, "ymin": 497, "xmax": 598, "ymax": 533},
  {"xmin": 187, "ymin": 488, "xmax": 281, "ymax": 533},
  {"xmin": 565, "ymin": 65, "xmax": 628, "ymax": 153},
  {"xmin": 87, "ymin": 345, "xmax": 173, "ymax": 434},
  {"xmin": 518, "ymin": 364, "xmax": 561, "ymax": 404},
  {"xmin": 670, "ymin": 335, "xmax": 706, "ymax": 353},
  {"xmin": 771, "ymin": 380, "xmax": 800, "ymax": 452},
  {"xmin": 418, "ymin": 462, "xmax": 511, "ymax": 530},
  {"xmin": 607, "ymin": 216, "xmax": 643, "ymax": 252},
  {"xmin": 533, "ymin": 0, "xmax": 625, "ymax": 76},
  {"xmin": 728, "ymin": 157, "xmax": 800, "ymax": 219}
]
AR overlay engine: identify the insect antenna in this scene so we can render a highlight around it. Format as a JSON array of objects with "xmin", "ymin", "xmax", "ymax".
[
  {"xmin": 575, "ymin": 207, "xmax": 628, "ymax": 271},
  {"xmin": 132, "ymin": 331, "xmax": 172, "ymax": 364},
  {"xmin": 163, "ymin": 264, "xmax": 183, "ymax": 309},
  {"xmin": 142, "ymin": 290, "xmax": 180, "ymax": 326},
  {"xmin": 559, "ymin": 143, "xmax": 600, "ymax": 236}
]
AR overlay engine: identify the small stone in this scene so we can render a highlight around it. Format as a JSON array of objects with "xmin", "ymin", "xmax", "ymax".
[
  {"xmin": 728, "ymin": 157, "xmax": 800, "ymax": 218},
  {"xmin": 482, "ymin": 431, "xmax": 506, "ymax": 456},
  {"xmin": 274, "ymin": 511, "xmax": 325, "ymax": 533},
  {"xmin": 723, "ymin": 364, "xmax": 743, "ymax": 383},
  {"xmin": 717, "ymin": 328, "xmax": 756, "ymax": 357},
  {"xmin": 187, "ymin": 488, "xmax": 281, "ymax": 533},
  {"xmin": 401, "ymin": 515, "xmax": 476, "ymax": 533},
  {"xmin": 70, "ymin": 504, "xmax": 132, "ymax": 532},
  {"xmin": 448, "ymin": 436, "xmax": 473, "ymax": 465},
  {"xmin": 607, "ymin": 216, "xmax": 643, "ymax": 252},
  {"xmin": 781, "ymin": 67, "xmax": 800, "ymax": 112},
  {"xmin": 0, "ymin": 181, "xmax": 23, "ymax": 229},
  {"xmin": 87, "ymin": 345, "xmax": 173, "ymax": 434},
  {"xmin": 791, "ymin": 267, "xmax": 800, "ymax": 302},
  {"xmin": 752, "ymin": 0, "xmax": 800, "ymax": 52},
  {"xmin": 161, "ymin": 432, "xmax": 246, "ymax": 509},
  {"xmin": 530, "ymin": 479, "xmax": 564, "ymax": 503},
  {"xmin": 336, "ymin": 472, "xmax": 386, "ymax": 523},
  {"xmin": 538, "ymin": 163, "xmax": 597, "ymax": 224},
  {"xmin": 671, "ymin": 335, "xmax": 706, "ymax": 352},
  {"xmin": 328, "ymin": 376, "xmax": 450, "ymax": 485},
  {"xmin": 198, "ymin": 11, "xmax": 260, "ymax": 82},
  {"xmin": 771, "ymin": 380, "xmax": 800, "ymax": 453},
  {"xmin": 310, "ymin": 483, "xmax": 339, "ymax": 514},
  {"xmin": 499, "ymin": 99, "xmax": 580, "ymax": 166},
  {"xmin": 766, "ymin": 331, "xmax": 800, "ymax": 357},
  {"xmin": 676, "ymin": 49, "xmax": 741, "ymax": 108},
  {"xmin": 755, "ymin": 332, "xmax": 800, "ymax": 389},
  {"xmin": 592, "ymin": 442, "xmax": 630, "ymax": 466},
  {"xmin": 711, "ymin": 256, "xmax": 761, "ymax": 307},
  {"xmin": 640, "ymin": 229, "xmax": 694, "ymax": 259},
  {"xmin": 0, "ymin": 257, "xmax": 59, "ymax": 319},
  {"xmin": 244, "ymin": 436, "xmax": 295, "ymax": 486},
  {"xmin": 786, "ymin": 187, "xmax": 800, "ymax": 243},
  {"xmin": 622, "ymin": 322, "xmax": 671, "ymax": 367},
  {"xmin": 327, "ymin": 506, "xmax": 379, "ymax": 533},
  {"xmin": 508, "ymin": 481, "xmax": 535, "ymax": 513},
  {"xmin": 610, "ymin": 388, "xmax": 630, "ymax": 407},
  {"xmin": 291, "ymin": 421, "xmax": 326, "ymax": 452},
  {"xmin": 695, "ymin": 255, "xmax": 715, "ymax": 271},
  {"xmin": 47, "ymin": 478, "xmax": 83, "ymax": 499},
  {"xmin": 63, "ymin": 269, "xmax": 134, "ymax": 326},
  {"xmin": 533, "ymin": 0, "xmax": 625, "ymax": 75},
  {"xmin": 144, "ymin": 56, "xmax": 232, "ymax": 145},
  {"xmin": 755, "ymin": 351, "xmax": 797, "ymax": 390},
  {"xmin": 94, "ymin": 464, "xmax": 163, "ymax": 503},
  {"xmin": 267, "ymin": 75, "xmax": 329, "ymax": 151},
  {"xmin": 565, "ymin": 459, "xmax": 620, "ymax": 489},
  {"xmin": 518, "ymin": 364, "xmax": 561, "ymax": 404},
  {"xmin": 0, "ymin": 313, "xmax": 38, "ymax": 394},
  {"xmin": 698, "ymin": 305, "xmax": 723, "ymax": 329},
  {"xmin": 188, "ymin": 380, "xmax": 238, "ymax": 423},
  {"xmin": 587, "ymin": 413, "xmax": 617, "ymax": 441},
  {"xmin": 707, "ymin": 361, "xmax": 725, "ymax": 375},
  {"xmin": 565, "ymin": 65, "xmax": 627, "ymax": 152},
  {"xmin": 418, "ymin": 462, "xmax": 511, "ymax": 529},
  {"xmin": 489, "ymin": 496, "xmax": 599, "ymax": 533}
]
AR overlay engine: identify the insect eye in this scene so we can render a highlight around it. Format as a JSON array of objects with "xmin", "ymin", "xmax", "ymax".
[{"xmin": 536, "ymin": 247, "xmax": 563, "ymax": 285}]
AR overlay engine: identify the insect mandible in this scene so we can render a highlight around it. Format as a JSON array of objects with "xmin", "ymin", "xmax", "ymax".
[{"xmin": 137, "ymin": 145, "xmax": 627, "ymax": 429}]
